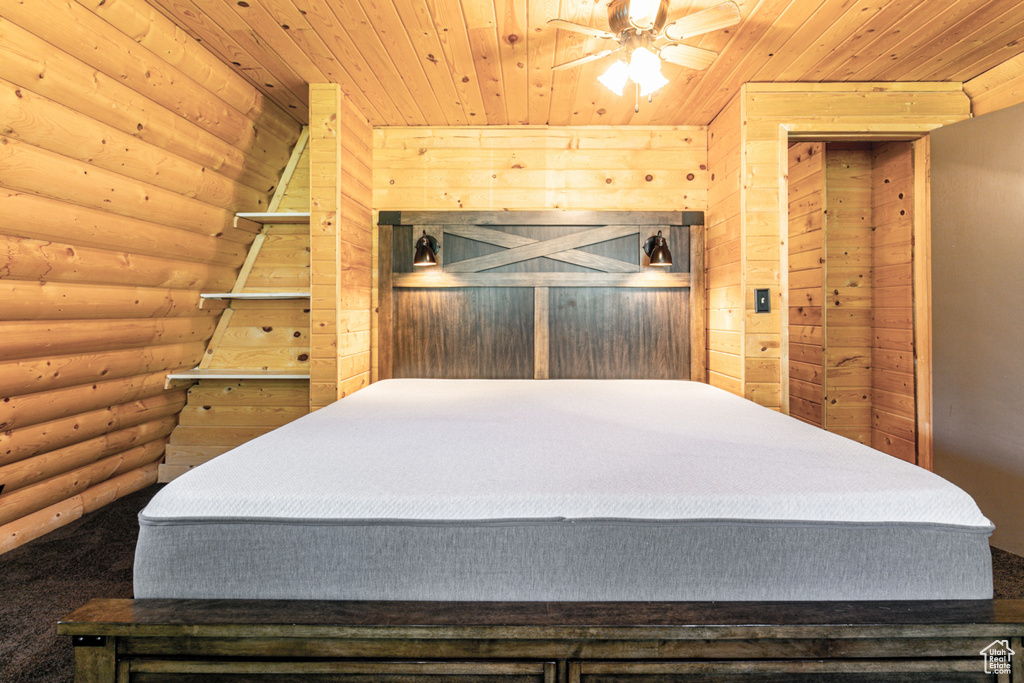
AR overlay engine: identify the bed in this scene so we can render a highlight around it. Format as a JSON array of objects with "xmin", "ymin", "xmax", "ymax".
[
  {"xmin": 60, "ymin": 211, "xmax": 1023, "ymax": 682},
  {"xmin": 134, "ymin": 377, "xmax": 993, "ymax": 602}
]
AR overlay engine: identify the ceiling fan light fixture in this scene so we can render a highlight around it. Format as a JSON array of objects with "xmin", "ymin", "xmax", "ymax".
[
  {"xmin": 628, "ymin": 47, "xmax": 668, "ymax": 96},
  {"xmin": 628, "ymin": 0, "xmax": 662, "ymax": 29},
  {"xmin": 598, "ymin": 60, "xmax": 630, "ymax": 95}
]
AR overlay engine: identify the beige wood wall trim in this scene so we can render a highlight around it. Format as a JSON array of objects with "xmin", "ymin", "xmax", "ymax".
[
  {"xmin": 912, "ymin": 137, "xmax": 933, "ymax": 471},
  {"xmin": 707, "ymin": 82, "xmax": 970, "ymax": 411},
  {"xmin": 965, "ymin": 52, "xmax": 1024, "ymax": 117}
]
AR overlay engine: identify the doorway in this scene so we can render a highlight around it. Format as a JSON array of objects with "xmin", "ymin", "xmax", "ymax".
[{"xmin": 787, "ymin": 140, "xmax": 925, "ymax": 465}]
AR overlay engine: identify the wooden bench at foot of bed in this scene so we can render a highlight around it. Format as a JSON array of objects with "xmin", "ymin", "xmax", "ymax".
[{"xmin": 60, "ymin": 599, "xmax": 1024, "ymax": 682}]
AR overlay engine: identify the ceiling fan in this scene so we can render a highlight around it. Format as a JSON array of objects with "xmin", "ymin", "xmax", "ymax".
[{"xmin": 548, "ymin": 0, "xmax": 741, "ymax": 107}]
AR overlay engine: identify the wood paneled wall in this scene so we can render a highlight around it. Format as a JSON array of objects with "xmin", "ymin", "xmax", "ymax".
[
  {"xmin": 309, "ymin": 85, "xmax": 373, "ymax": 410},
  {"xmin": 372, "ymin": 127, "xmax": 708, "ymax": 212},
  {"xmin": 871, "ymin": 142, "xmax": 917, "ymax": 462},
  {"xmin": 705, "ymin": 99, "xmax": 743, "ymax": 396},
  {"xmin": 824, "ymin": 146, "xmax": 874, "ymax": 445},
  {"xmin": 0, "ymin": 0, "xmax": 300, "ymax": 553},
  {"xmin": 707, "ymin": 83, "xmax": 969, "ymax": 412},
  {"xmin": 371, "ymin": 126, "xmax": 709, "ymax": 383},
  {"xmin": 787, "ymin": 142, "xmax": 825, "ymax": 427}
]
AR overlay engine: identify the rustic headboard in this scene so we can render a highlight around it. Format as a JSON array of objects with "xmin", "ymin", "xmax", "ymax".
[{"xmin": 376, "ymin": 211, "xmax": 705, "ymax": 381}]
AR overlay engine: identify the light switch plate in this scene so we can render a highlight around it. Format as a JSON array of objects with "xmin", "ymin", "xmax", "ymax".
[{"xmin": 755, "ymin": 288, "xmax": 771, "ymax": 313}]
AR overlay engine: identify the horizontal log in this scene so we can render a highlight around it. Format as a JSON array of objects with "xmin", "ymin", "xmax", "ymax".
[
  {"xmin": 0, "ymin": 281, "xmax": 224, "ymax": 320},
  {"xmin": 0, "ymin": 188, "xmax": 247, "ymax": 267},
  {"xmin": 82, "ymin": 461, "xmax": 159, "ymax": 513},
  {"xmin": 0, "ymin": 462, "xmax": 158, "ymax": 555},
  {"xmin": 0, "ymin": 439, "xmax": 164, "ymax": 526},
  {"xmin": 0, "ymin": 491, "xmax": 81, "ymax": 555},
  {"xmin": 0, "ymin": 390, "xmax": 186, "ymax": 466},
  {"xmin": 0, "ymin": 77, "xmax": 270, "ymax": 213},
  {"xmin": 0, "ymin": 234, "xmax": 237, "ymax": 290},
  {"xmin": 0, "ymin": 136, "xmax": 247, "ymax": 240},
  {"xmin": 0, "ymin": 317, "xmax": 217, "ymax": 361},
  {"xmin": 78, "ymin": 0, "xmax": 300, "ymax": 141},
  {"xmin": 0, "ymin": 370, "xmax": 170, "ymax": 431},
  {"xmin": 0, "ymin": 341, "xmax": 205, "ymax": 397},
  {"xmin": 3, "ymin": 0, "xmax": 293, "ymax": 161},
  {"xmin": 0, "ymin": 17, "xmax": 282, "ymax": 193},
  {"xmin": 0, "ymin": 415, "xmax": 175, "ymax": 492}
]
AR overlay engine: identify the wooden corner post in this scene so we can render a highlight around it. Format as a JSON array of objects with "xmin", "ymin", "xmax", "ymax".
[
  {"xmin": 309, "ymin": 84, "xmax": 373, "ymax": 409},
  {"xmin": 309, "ymin": 84, "xmax": 342, "ymax": 410}
]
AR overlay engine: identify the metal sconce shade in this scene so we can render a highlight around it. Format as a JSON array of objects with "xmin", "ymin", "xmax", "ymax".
[
  {"xmin": 413, "ymin": 231, "xmax": 440, "ymax": 267},
  {"xmin": 643, "ymin": 230, "xmax": 672, "ymax": 267}
]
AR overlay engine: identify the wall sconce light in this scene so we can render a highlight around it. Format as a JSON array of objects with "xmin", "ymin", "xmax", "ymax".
[
  {"xmin": 643, "ymin": 230, "xmax": 672, "ymax": 267},
  {"xmin": 413, "ymin": 231, "xmax": 440, "ymax": 267}
]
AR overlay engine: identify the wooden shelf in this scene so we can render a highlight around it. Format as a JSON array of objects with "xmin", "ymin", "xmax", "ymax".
[
  {"xmin": 200, "ymin": 292, "xmax": 310, "ymax": 300},
  {"xmin": 166, "ymin": 369, "xmax": 310, "ymax": 388},
  {"xmin": 236, "ymin": 212, "xmax": 310, "ymax": 223}
]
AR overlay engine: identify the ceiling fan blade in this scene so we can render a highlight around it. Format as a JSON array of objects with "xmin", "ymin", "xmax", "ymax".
[
  {"xmin": 547, "ymin": 19, "xmax": 616, "ymax": 40},
  {"xmin": 662, "ymin": 2, "xmax": 741, "ymax": 41},
  {"xmin": 659, "ymin": 43, "xmax": 719, "ymax": 70},
  {"xmin": 551, "ymin": 48, "xmax": 620, "ymax": 71}
]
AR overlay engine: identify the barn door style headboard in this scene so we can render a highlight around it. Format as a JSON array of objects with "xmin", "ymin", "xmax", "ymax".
[{"xmin": 377, "ymin": 211, "xmax": 705, "ymax": 382}]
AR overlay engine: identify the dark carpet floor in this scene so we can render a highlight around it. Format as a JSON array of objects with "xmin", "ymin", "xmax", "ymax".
[{"xmin": 2, "ymin": 484, "xmax": 1024, "ymax": 683}]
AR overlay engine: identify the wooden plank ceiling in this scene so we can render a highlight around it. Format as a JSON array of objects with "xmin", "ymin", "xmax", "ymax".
[{"xmin": 148, "ymin": 0, "xmax": 1024, "ymax": 126}]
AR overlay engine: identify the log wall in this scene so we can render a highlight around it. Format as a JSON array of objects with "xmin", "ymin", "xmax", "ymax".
[{"xmin": 0, "ymin": 0, "xmax": 301, "ymax": 553}]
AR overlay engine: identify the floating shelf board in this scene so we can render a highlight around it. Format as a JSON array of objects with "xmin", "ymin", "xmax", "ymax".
[
  {"xmin": 236, "ymin": 212, "xmax": 311, "ymax": 223},
  {"xmin": 167, "ymin": 369, "xmax": 311, "ymax": 382},
  {"xmin": 200, "ymin": 292, "xmax": 311, "ymax": 300}
]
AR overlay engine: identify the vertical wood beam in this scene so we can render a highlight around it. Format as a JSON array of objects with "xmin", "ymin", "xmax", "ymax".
[
  {"xmin": 534, "ymin": 287, "xmax": 549, "ymax": 380},
  {"xmin": 73, "ymin": 636, "xmax": 116, "ymax": 683},
  {"xmin": 309, "ymin": 84, "xmax": 343, "ymax": 410},
  {"xmin": 377, "ymin": 224, "xmax": 393, "ymax": 381},
  {"xmin": 913, "ymin": 137, "xmax": 934, "ymax": 471},
  {"xmin": 689, "ymin": 225, "xmax": 706, "ymax": 382},
  {"xmin": 309, "ymin": 84, "xmax": 373, "ymax": 408}
]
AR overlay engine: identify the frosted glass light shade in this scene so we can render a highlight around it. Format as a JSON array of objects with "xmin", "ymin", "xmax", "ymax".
[
  {"xmin": 598, "ymin": 60, "xmax": 630, "ymax": 95},
  {"xmin": 628, "ymin": 47, "xmax": 668, "ymax": 96}
]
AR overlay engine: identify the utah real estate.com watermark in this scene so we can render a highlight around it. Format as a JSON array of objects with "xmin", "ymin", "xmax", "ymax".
[{"xmin": 980, "ymin": 640, "xmax": 1014, "ymax": 675}]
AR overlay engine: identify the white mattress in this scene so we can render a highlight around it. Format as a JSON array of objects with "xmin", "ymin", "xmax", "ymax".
[{"xmin": 144, "ymin": 379, "xmax": 991, "ymax": 529}]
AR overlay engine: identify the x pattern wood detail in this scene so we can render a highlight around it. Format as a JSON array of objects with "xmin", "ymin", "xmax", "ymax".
[{"xmin": 443, "ymin": 225, "xmax": 641, "ymax": 274}]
